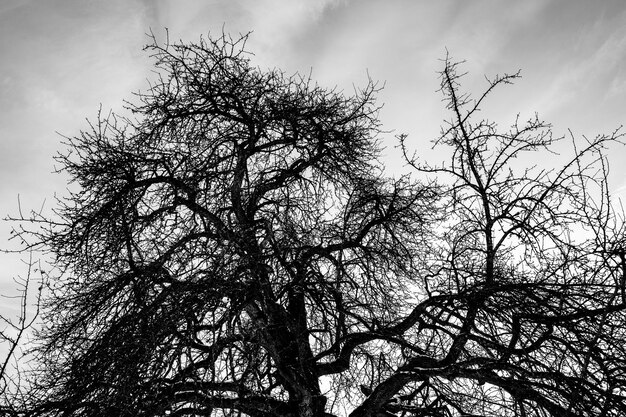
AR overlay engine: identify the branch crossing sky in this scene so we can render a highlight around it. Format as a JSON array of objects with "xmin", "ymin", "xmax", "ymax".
[{"xmin": 1, "ymin": 0, "xmax": 626, "ymax": 308}]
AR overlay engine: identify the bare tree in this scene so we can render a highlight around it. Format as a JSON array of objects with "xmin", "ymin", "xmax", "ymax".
[
  {"xmin": 393, "ymin": 58, "xmax": 626, "ymax": 417},
  {"xmin": 0, "ymin": 251, "xmax": 42, "ymax": 416},
  {"xmin": 8, "ymin": 34, "xmax": 626, "ymax": 417}
]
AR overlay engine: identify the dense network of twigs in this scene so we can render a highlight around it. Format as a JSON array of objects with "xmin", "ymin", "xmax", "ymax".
[{"xmin": 2, "ymin": 33, "xmax": 626, "ymax": 417}]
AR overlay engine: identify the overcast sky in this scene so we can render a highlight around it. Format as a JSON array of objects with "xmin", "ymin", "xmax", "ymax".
[{"xmin": 1, "ymin": 0, "xmax": 626, "ymax": 314}]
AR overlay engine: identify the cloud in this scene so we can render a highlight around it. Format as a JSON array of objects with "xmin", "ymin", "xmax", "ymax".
[
  {"xmin": 515, "ymin": 9, "xmax": 626, "ymax": 137},
  {"xmin": 146, "ymin": 0, "xmax": 348, "ymax": 71}
]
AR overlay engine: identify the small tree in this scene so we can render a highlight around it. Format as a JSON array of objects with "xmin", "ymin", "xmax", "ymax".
[{"xmin": 10, "ymin": 34, "xmax": 626, "ymax": 417}]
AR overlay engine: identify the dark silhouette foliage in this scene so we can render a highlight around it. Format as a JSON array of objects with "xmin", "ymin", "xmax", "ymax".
[{"xmin": 8, "ymin": 33, "xmax": 626, "ymax": 417}]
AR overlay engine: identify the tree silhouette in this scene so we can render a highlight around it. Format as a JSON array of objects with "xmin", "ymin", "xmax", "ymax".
[
  {"xmin": 9, "ymin": 33, "xmax": 626, "ymax": 417},
  {"xmin": 0, "ymin": 252, "xmax": 42, "ymax": 416}
]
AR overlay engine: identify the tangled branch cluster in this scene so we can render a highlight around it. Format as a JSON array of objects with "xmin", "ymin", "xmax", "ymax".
[{"xmin": 3, "ymin": 33, "xmax": 626, "ymax": 417}]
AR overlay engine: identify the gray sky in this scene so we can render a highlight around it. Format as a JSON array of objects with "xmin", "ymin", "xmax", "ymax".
[{"xmin": 1, "ymin": 0, "xmax": 626, "ymax": 313}]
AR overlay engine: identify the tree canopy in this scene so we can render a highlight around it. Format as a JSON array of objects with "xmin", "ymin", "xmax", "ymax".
[{"xmin": 5, "ymin": 33, "xmax": 626, "ymax": 417}]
